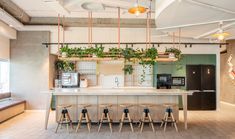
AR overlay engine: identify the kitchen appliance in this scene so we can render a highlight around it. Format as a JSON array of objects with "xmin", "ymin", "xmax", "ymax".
[
  {"xmin": 80, "ymin": 79, "xmax": 88, "ymax": 88},
  {"xmin": 157, "ymin": 74, "xmax": 172, "ymax": 89},
  {"xmin": 61, "ymin": 72, "xmax": 80, "ymax": 88},
  {"xmin": 186, "ymin": 65, "xmax": 216, "ymax": 110},
  {"xmin": 172, "ymin": 77, "xmax": 185, "ymax": 86}
]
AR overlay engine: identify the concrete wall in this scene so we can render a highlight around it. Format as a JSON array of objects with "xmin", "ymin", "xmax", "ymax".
[
  {"xmin": 0, "ymin": 35, "xmax": 10, "ymax": 60},
  {"xmin": 10, "ymin": 31, "xmax": 50, "ymax": 110},
  {"xmin": 220, "ymin": 40, "xmax": 235, "ymax": 104}
]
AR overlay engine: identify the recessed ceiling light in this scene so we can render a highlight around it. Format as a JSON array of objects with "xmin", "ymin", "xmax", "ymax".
[{"xmin": 81, "ymin": 2, "xmax": 105, "ymax": 11}]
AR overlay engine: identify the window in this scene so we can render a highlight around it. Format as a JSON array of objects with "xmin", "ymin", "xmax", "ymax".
[{"xmin": 0, "ymin": 60, "xmax": 9, "ymax": 93}]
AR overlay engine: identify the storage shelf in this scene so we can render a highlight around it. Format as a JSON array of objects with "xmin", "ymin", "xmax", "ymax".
[{"xmin": 59, "ymin": 57, "xmax": 178, "ymax": 62}]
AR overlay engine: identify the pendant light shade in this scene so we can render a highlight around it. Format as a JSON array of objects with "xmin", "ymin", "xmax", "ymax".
[
  {"xmin": 212, "ymin": 22, "xmax": 230, "ymax": 41},
  {"xmin": 128, "ymin": 0, "xmax": 147, "ymax": 16},
  {"xmin": 128, "ymin": 6, "xmax": 146, "ymax": 16},
  {"xmin": 212, "ymin": 32, "xmax": 230, "ymax": 41}
]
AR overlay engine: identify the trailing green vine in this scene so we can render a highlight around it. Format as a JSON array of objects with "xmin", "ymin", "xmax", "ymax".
[
  {"xmin": 123, "ymin": 64, "xmax": 134, "ymax": 75},
  {"xmin": 59, "ymin": 45, "xmax": 181, "ymax": 82}
]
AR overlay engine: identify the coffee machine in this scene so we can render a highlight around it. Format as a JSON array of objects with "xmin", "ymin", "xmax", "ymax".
[{"xmin": 61, "ymin": 72, "xmax": 80, "ymax": 88}]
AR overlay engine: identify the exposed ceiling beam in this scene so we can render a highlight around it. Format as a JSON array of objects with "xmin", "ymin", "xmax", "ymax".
[
  {"xmin": 26, "ymin": 17, "xmax": 156, "ymax": 28},
  {"xmin": 0, "ymin": 8, "xmax": 24, "ymax": 29},
  {"xmin": 156, "ymin": 18, "xmax": 235, "ymax": 30},
  {"xmin": 185, "ymin": 0, "xmax": 235, "ymax": 14},
  {"xmin": 194, "ymin": 22, "xmax": 235, "ymax": 39},
  {"xmin": 0, "ymin": 0, "xmax": 30, "ymax": 23}
]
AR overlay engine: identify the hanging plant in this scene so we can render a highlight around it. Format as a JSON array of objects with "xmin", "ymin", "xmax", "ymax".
[
  {"xmin": 123, "ymin": 64, "xmax": 134, "ymax": 75},
  {"xmin": 122, "ymin": 46, "xmax": 136, "ymax": 61},
  {"xmin": 138, "ymin": 47, "xmax": 157, "ymax": 83},
  {"xmin": 93, "ymin": 44, "xmax": 105, "ymax": 57},
  {"xmin": 55, "ymin": 60, "xmax": 75, "ymax": 72},
  {"xmin": 60, "ymin": 44, "xmax": 70, "ymax": 58},
  {"xmin": 108, "ymin": 47, "xmax": 122, "ymax": 57},
  {"xmin": 144, "ymin": 47, "xmax": 158, "ymax": 60},
  {"xmin": 165, "ymin": 48, "xmax": 182, "ymax": 59}
]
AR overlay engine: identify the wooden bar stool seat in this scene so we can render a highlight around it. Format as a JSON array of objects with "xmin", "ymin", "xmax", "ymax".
[
  {"xmin": 98, "ymin": 104, "xmax": 113, "ymax": 133},
  {"xmin": 76, "ymin": 104, "xmax": 92, "ymax": 132},
  {"xmin": 55, "ymin": 104, "xmax": 73, "ymax": 133},
  {"xmin": 119, "ymin": 104, "xmax": 134, "ymax": 132},
  {"xmin": 160, "ymin": 103, "xmax": 178, "ymax": 132},
  {"xmin": 139, "ymin": 103, "xmax": 155, "ymax": 132}
]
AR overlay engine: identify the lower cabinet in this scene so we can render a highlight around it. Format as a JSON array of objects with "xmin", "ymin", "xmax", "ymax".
[{"xmin": 188, "ymin": 91, "xmax": 216, "ymax": 110}]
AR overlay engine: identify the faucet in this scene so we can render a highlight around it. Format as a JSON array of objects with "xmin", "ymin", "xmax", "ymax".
[{"xmin": 115, "ymin": 77, "xmax": 119, "ymax": 87}]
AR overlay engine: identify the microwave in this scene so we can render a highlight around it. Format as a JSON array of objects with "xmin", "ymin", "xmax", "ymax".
[{"xmin": 61, "ymin": 72, "xmax": 80, "ymax": 88}]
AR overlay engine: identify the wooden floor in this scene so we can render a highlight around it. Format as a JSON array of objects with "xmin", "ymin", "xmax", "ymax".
[{"xmin": 0, "ymin": 102, "xmax": 235, "ymax": 139}]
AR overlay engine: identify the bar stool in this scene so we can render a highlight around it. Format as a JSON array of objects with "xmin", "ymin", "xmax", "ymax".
[
  {"xmin": 119, "ymin": 104, "xmax": 134, "ymax": 132},
  {"xmin": 98, "ymin": 104, "xmax": 113, "ymax": 133},
  {"xmin": 55, "ymin": 104, "xmax": 73, "ymax": 133},
  {"xmin": 76, "ymin": 104, "xmax": 92, "ymax": 132},
  {"xmin": 139, "ymin": 103, "xmax": 155, "ymax": 132},
  {"xmin": 160, "ymin": 103, "xmax": 178, "ymax": 132}
]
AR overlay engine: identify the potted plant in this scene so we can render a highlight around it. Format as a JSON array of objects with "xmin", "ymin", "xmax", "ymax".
[
  {"xmin": 60, "ymin": 44, "xmax": 70, "ymax": 58},
  {"xmin": 93, "ymin": 45, "xmax": 105, "ymax": 58},
  {"xmin": 165, "ymin": 48, "xmax": 182, "ymax": 59},
  {"xmin": 55, "ymin": 60, "xmax": 75, "ymax": 72}
]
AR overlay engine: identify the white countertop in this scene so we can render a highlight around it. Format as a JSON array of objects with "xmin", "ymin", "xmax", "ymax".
[{"xmin": 43, "ymin": 87, "xmax": 193, "ymax": 96}]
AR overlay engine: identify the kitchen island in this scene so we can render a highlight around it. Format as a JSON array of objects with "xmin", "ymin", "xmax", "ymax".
[{"xmin": 43, "ymin": 87, "xmax": 193, "ymax": 130}]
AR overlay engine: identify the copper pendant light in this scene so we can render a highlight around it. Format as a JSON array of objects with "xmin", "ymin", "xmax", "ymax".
[{"xmin": 128, "ymin": 0, "xmax": 147, "ymax": 16}]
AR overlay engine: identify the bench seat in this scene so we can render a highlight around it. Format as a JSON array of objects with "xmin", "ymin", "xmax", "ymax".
[{"xmin": 0, "ymin": 93, "xmax": 26, "ymax": 123}]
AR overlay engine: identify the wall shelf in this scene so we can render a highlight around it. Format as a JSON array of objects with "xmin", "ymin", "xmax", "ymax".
[{"xmin": 59, "ymin": 57, "xmax": 178, "ymax": 62}]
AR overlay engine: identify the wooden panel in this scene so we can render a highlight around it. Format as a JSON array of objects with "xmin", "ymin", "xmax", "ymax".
[
  {"xmin": 98, "ymin": 96, "xmax": 118, "ymax": 121},
  {"xmin": 0, "ymin": 103, "xmax": 25, "ymax": 122},
  {"xmin": 117, "ymin": 96, "xmax": 138, "ymax": 121},
  {"xmin": 98, "ymin": 61, "xmax": 124, "ymax": 75},
  {"xmin": 77, "ymin": 96, "xmax": 98, "ymax": 121},
  {"xmin": 56, "ymin": 95, "xmax": 179, "ymax": 122}
]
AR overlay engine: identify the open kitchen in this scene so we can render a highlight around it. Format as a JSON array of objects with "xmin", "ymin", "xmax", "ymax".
[{"xmin": 0, "ymin": 0, "xmax": 234, "ymax": 139}]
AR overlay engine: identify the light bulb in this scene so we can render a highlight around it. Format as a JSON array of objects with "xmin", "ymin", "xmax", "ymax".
[
  {"xmin": 218, "ymin": 35, "xmax": 224, "ymax": 41},
  {"xmin": 135, "ymin": 10, "xmax": 140, "ymax": 16}
]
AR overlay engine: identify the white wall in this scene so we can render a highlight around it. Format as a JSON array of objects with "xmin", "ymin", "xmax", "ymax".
[{"xmin": 0, "ymin": 35, "xmax": 10, "ymax": 60}]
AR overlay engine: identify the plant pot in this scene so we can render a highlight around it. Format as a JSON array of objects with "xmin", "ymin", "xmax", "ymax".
[
  {"xmin": 92, "ymin": 54, "xmax": 97, "ymax": 58},
  {"xmin": 61, "ymin": 52, "xmax": 67, "ymax": 58},
  {"xmin": 169, "ymin": 53, "xmax": 175, "ymax": 58}
]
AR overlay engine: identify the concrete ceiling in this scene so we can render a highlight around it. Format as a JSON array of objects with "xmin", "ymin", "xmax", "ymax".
[
  {"xmin": 155, "ymin": 0, "xmax": 235, "ymax": 40},
  {"xmin": 10, "ymin": 0, "xmax": 155, "ymax": 18}
]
